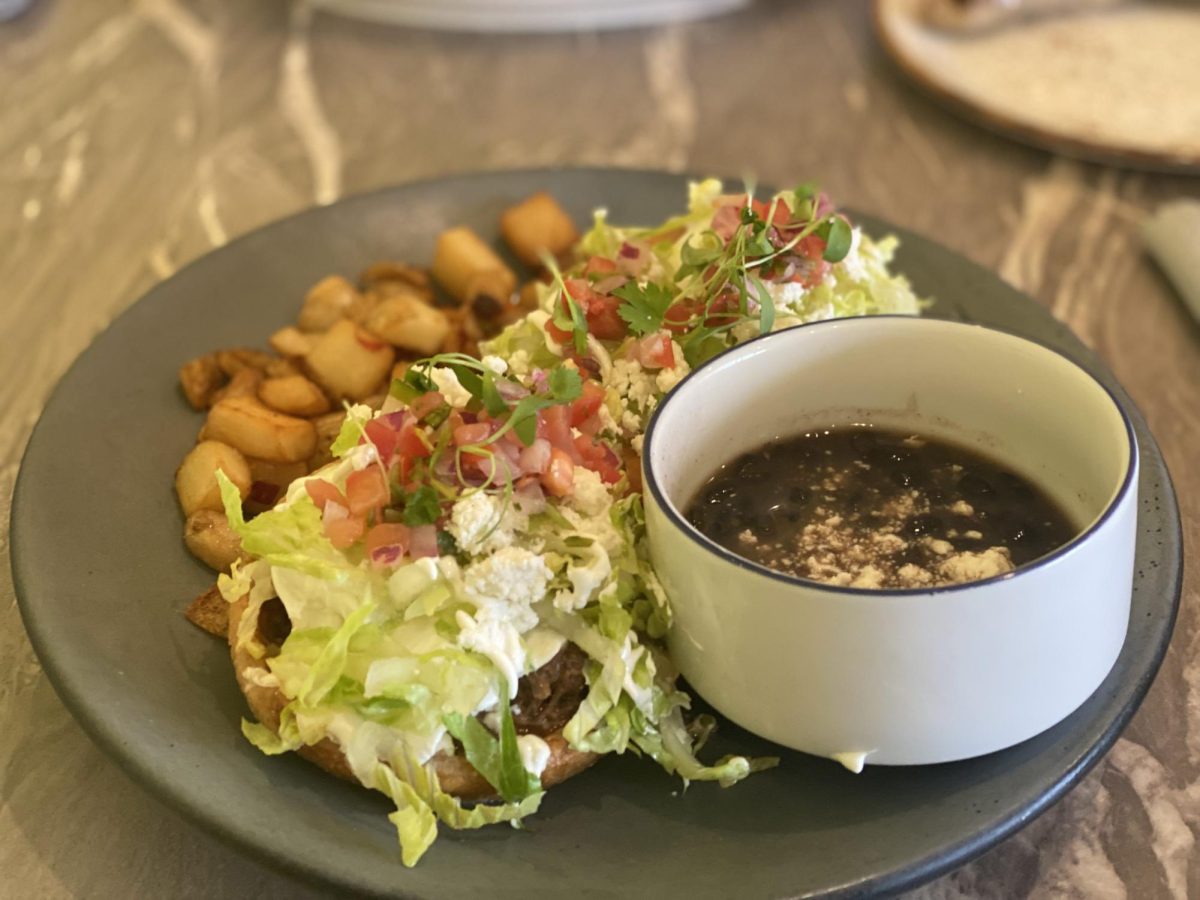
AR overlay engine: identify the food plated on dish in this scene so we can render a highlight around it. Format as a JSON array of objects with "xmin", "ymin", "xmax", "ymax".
[
  {"xmin": 644, "ymin": 316, "xmax": 1138, "ymax": 767},
  {"xmin": 172, "ymin": 178, "xmax": 924, "ymax": 863},
  {"xmin": 12, "ymin": 168, "xmax": 1179, "ymax": 897}
]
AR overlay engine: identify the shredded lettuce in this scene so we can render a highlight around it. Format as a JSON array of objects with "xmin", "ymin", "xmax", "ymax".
[
  {"xmin": 443, "ymin": 677, "xmax": 540, "ymax": 803},
  {"xmin": 374, "ymin": 751, "xmax": 542, "ymax": 867},
  {"xmin": 330, "ymin": 404, "xmax": 373, "ymax": 458},
  {"xmin": 217, "ymin": 470, "xmax": 344, "ymax": 579}
]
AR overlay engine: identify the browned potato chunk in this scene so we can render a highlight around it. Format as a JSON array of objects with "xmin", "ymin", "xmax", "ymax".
[
  {"xmin": 258, "ymin": 374, "xmax": 331, "ymax": 417},
  {"xmin": 175, "ymin": 440, "xmax": 252, "ymax": 515},
  {"xmin": 299, "ymin": 276, "xmax": 363, "ymax": 332},
  {"xmin": 179, "ymin": 354, "xmax": 226, "ymax": 410},
  {"xmin": 361, "ymin": 295, "xmax": 451, "ymax": 355},
  {"xmin": 431, "ymin": 227, "xmax": 516, "ymax": 304},
  {"xmin": 204, "ymin": 397, "xmax": 318, "ymax": 463},
  {"xmin": 305, "ymin": 319, "xmax": 395, "ymax": 401},
  {"xmin": 360, "ymin": 262, "xmax": 433, "ymax": 300},
  {"xmin": 216, "ymin": 348, "xmax": 274, "ymax": 376},
  {"xmin": 500, "ymin": 192, "xmax": 579, "ymax": 267},
  {"xmin": 269, "ymin": 326, "xmax": 315, "ymax": 358},
  {"xmin": 184, "ymin": 510, "xmax": 243, "ymax": 572},
  {"xmin": 265, "ymin": 357, "xmax": 301, "ymax": 378},
  {"xmin": 247, "ymin": 457, "xmax": 308, "ymax": 490},
  {"xmin": 211, "ymin": 367, "xmax": 263, "ymax": 406}
]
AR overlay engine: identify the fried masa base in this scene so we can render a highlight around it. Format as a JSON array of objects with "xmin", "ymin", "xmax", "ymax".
[{"xmin": 227, "ymin": 595, "xmax": 600, "ymax": 801}]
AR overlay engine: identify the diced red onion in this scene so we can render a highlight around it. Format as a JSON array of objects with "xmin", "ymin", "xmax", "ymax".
[
  {"xmin": 496, "ymin": 379, "xmax": 529, "ymax": 403},
  {"xmin": 370, "ymin": 544, "xmax": 405, "ymax": 566},
  {"xmin": 518, "ymin": 438, "xmax": 552, "ymax": 475},
  {"xmin": 592, "ymin": 274, "xmax": 627, "ymax": 295},
  {"xmin": 409, "ymin": 525, "xmax": 439, "ymax": 558},
  {"xmin": 381, "ymin": 411, "xmax": 409, "ymax": 431},
  {"xmin": 531, "ymin": 369, "xmax": 550, "ymax": 393}
]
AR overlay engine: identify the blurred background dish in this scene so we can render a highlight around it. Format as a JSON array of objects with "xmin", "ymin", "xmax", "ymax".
[
  {"xmin": 874, "ymin": 0, "xmax": 1200, "ymax": 172},
  {"xmin": 312, "ymin": 0, "xmax": 751, "ymax": 32}
]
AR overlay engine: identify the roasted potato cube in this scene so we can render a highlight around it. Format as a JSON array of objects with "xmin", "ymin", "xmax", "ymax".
[
  {"xmin": 265, "ymin": 357, "xmax": 301, "ymax": 378},
  {"xmin": 269, "ymin": 326, "xmax": 315, "ymax": 358},
  {"xmin": 179, "ymin": 354, "xmax": 226, "ymax": 410},
  {"xmin": 258, "ymin": 374, "xmax": 331, "ymax": 417},
  {"xmin": 216, "ymin": 348, "xmax": 274, "ymax": 376},
  {"xmin": 204, "ymin": 397, "xmax": 317, "ymax": 463},
  {"xmin": 431, "ymin": 227, "xmax": 516, "ymax": 304},
  {"xmin": 361, "ymin": 295, "xmax": 451, "ymax": 355},
  {"xmin": 211, "ymin": 367, "xmax": 263, "ymax": 406},
  {"xmin": 360, "ymin": 262, "xmax": 433, "ymax": 300},
  {"xmin": 305, "ymin": 319, "xmax": 395, "ymax": 400},
  {"xmin": 299, "ymin": 276, "xmax": 363, "ymax": 332},
  {"xmin": 184, "ymin": 511, "xmax": 243, "ymax": 573},
  {"xmin": 500, "ymin": 192, "xmax": 579, "ymax": 267},
  {"xmin": 247, "ymin": 457, "xmax": 308, "ymax": 491},
  {"xmin": 175, "ymin": 440, "xmax": 252, "ymax": 515}
]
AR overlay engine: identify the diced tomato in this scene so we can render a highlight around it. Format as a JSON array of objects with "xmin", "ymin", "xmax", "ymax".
[
  {"xmin": 365, "ymin": 522, "xmax": 410, "ymax": 566},
  {"xmin": 584, "ymin": 256, "xmax": 617, "ymax": 276},
  {"xmin": 703, "ymin": 291, "xmax": 740, "ymax": 328},
  {"xmin": 396, "ymin": 422, "xmax": 432, "ymax": 459},
  {"xmin": 325, "ymin": 513, "xmax": 365, "ymax": 549},
  {"xmin": 539, "ymin": 405, "xmax": 578, "ymax": 459},
  {"xmin": 663, "ymin": 300, "xmax": 695, "ymax": 335},
  {"xmin": 305, "ymin": 478, "xmax": 348, "ymax": 512},
  {"xmin": 453, "ymin": 422, "xmax": 492, "ymax": 447},
  {"xmin": 585, "ymin": 293, "xmax": 627, "ymax": 340},
  {"xmin": 570, "ymin": 380, "xmax": 607, "ymax": 427},
  {"xmin": 747, "ymin": 196, "xmax": 792, "ymax": 227},
  {"xmin": 796, "ymin": 234, "xmax": 827, "ymax": 261},
  {"xmin": 793, "ymin": 260, "xmax": 832, "ymax": 288},
  {"xmin": 345, "ymin": 467, "xmax": 389, "ymax": 516},
  {"xmin": 545, "ymin": 318, "xmax": 573, "ymax": 345},
  {"xmin": 628, "ymin": 332, "xmax": 675, "ymax": 370},
  {"xmin": 364, "ymin": 419, "xmax": 398, "ymax": 462},
  {"xmin": 410, "ymin": 391, "xmax": 445, "ymax": 420},
  {"xmin": 541, "ymin": 447, "xmax": 575, "ymax": 497},
  {"xmin": 574, "ymin": 435, "xmax": 622, "ymax": 484}
]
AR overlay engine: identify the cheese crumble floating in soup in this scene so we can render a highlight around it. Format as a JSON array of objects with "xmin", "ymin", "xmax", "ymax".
[{"xmin": 686, "ymin": 427, "xmax": 1077, "ymax": 589}]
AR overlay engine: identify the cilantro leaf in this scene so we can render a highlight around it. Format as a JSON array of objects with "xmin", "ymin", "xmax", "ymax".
[
  {"xmin": 547, "ymin": 365, "xmax": 582, "ymax": 402},
  {"xmin": 613, "ymin": 281, "xmax": 674, "ymax": 337},
  {"xmin": 402, "ymin": 486, "xmax": 442, "ymax": 526}
]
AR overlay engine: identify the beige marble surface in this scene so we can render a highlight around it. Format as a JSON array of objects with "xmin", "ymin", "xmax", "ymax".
[{"xmin": 2, "ymin": 1, "xmax": 1198, "ymax": 897}]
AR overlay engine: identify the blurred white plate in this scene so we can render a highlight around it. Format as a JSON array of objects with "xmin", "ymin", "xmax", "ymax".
[
  {"xmin": 874, "ymin": 0, "xmax": 1200, "ymax": 173},
  {"xmin": 314, "ymin": 0, "xmax": 751, "ymax": 32}
]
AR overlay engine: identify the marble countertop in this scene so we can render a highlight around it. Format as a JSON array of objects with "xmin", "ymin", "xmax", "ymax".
[{"xmin": 2, "ymin": 1, "xmax": 1197, "ymax": 896}]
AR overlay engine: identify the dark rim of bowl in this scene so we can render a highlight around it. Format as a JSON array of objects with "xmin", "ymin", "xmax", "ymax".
[{"xmin": 641, "ymin": 314, "xmax": 1140, "ymax": 598}]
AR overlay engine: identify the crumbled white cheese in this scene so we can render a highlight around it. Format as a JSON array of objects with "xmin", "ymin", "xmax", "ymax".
[
  {"xmin": 839, "ymin": 227, "xmax": 868, "ymax": 282},
  {"xmin": 607, "ymin": 357, "xmax": 659, "ymax": 436},
  {"xmin": 654, "ymin": 344, "xmax": 690, "ymax": 393},
  {"xmin": 448, "ymin": 490, "xmax": 528, "ymax": 556},
  {"xmin": 456, "ymin": 611, "xmax": 526, "ymax": 698},
  {"xmin": 517, "ymin": 734, "xmax": 552, "ymax": 778},
  {"xmin": 462, "ymin": 547, "xmax": 552, "ymax": 633},
  {"xmin": 569, "ymin": 467, "xmax": 611, "ymax": 518},
  {"xmin": 480, "ymin": 355, "xmax": 507, "ymax": 375},
  {"xmin": 429, "ymin": 367, "xmax": 474, "ymax": 408}
]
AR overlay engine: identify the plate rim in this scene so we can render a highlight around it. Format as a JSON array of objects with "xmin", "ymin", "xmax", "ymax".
[{"xmin": 8, "ymin": 166, "xmax": 1186, "ymax": 899}]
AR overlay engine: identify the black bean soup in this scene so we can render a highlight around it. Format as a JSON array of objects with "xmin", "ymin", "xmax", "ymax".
[{"xmin": 685, "ymin": 426, "xmax": 1077, "ymax": 590}]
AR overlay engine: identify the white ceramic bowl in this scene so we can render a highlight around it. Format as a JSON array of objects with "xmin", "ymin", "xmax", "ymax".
[{"xmin": 643, "ymin": 317, "xmax": 1138, "ymax": 768}]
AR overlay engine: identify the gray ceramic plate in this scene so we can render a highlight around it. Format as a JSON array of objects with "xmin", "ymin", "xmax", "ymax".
[{"xmin": 11, "ymin": 169, "xmax": 1183, "ymax": 899}]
